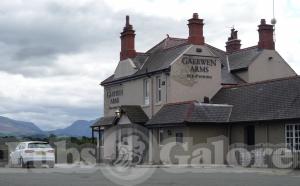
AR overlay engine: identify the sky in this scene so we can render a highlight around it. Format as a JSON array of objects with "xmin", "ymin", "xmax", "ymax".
[{"xmin": 0, "ymin": 0, "xmax": 299, "ymax": 130}]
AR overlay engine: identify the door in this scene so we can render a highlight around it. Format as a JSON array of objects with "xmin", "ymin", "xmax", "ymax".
[
  {"xmin": 245, "ymin": 125, "xmax": 255, "ymax": 146},
  {"xmin": 117, "ymin": 126, "xmax": 133, "ymax": 161}
]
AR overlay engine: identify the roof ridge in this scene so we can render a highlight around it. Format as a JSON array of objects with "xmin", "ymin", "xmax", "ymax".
[
  {"xmin": 168, "ymin": 37, "xmax": 187, "ymax": 41},
  {"xmin": 145, "ymin": 38, "xmax": 166, "ymax": 53},
  {"xmin": 160, "ymin": 42, "xmax": 190, "ymax": 52},
  {"xmin": 146, "ymin": 42, "xmax": 189, "ymax": 56},
  {"xmin": 222, "ymin": 75, "xmax": 300, "ymax": 89},
  {"xmin": 146, "ymin": 37, "xmax": 188, "ymax": 54},
  {"xmin": 227, "ymin": 45, "xmax": 258, "ymax": 54}
]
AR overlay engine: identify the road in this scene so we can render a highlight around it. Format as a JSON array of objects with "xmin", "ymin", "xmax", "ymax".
[{"xmin": 0, "ymin": 166, "xmax": 300, "ymax": 186}]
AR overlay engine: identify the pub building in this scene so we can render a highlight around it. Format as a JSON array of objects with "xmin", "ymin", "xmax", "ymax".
[{"xmin": 91, "ymin": 13, "xmax": 300, "ymax": 167}]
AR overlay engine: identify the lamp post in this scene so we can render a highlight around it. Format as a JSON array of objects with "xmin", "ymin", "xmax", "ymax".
[{"xmin": 114, "ymin": 108, "xmax": 122, "ymax": 161}]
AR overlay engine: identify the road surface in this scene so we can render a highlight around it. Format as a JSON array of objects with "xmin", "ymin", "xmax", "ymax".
[{"xmin": 0, "ymin": 166, "xmax": 299, "ymax": 186}]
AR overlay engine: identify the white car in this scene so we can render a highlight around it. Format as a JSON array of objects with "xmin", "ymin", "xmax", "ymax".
[{"xmin": 9, "ymin": 141, "xmax": 55, "ymax": 168}]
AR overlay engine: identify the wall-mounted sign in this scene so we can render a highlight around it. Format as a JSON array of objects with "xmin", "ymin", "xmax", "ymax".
[
  {"xmin": 106, "ymin": 87, "xmax": 123, "ymax": 106},
  {"xmin": 181, "ymin": 56, "xmax": 217, "ymax": 79},
  {"xmin": 171, "ymin": 55, "xmax": 219, "ymax": 87}
]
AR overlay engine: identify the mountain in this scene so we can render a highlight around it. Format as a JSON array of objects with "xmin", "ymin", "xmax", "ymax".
[
  {"xmin": 0, "ymin": 116, "xmax": 45, "ymax": 137},
  {"xmin": 0, "ymin": 116, "xmax": 96, "ymax": 137},
  {"xmin": 47, "ymin": 120, "xmax": 96, "ymax": 137}
]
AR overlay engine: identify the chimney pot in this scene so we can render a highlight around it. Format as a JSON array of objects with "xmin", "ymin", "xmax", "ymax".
[
  {"xmin": 258, "ymin": 19, "xmax": 275, "ymax": 50},
  {"xmin": 225, "ymin": 28, "xmax": 241, "ymax": 53},
  {"xmin": 126, "ymin": 15, "xmax": 130, "ymax": 26},
  {"xmin": 193, "ymin": 13, "xmax": 199, "ymax": 19},
  {"xmin": 187, "ymin": 13, "xmax": 205, "ymax": 45},
  {"xmin": 120, "ymin": 15, "xmax": 137, "ymax": 61}
]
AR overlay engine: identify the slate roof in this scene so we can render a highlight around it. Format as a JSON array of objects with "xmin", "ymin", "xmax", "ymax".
[
  {"xmin": 132, "ymin": 53, "xmax": 149, "ymax": 69},
  {"xmin": 91, "ymin": 105, "xmax": 149, "ymax": 127},
  {"xmin": 101, "ymin": 37, "xmax": 249, "ymax": 85},
  {"xmin": 120, "ymin": 105, "xmax": 149, "ymax": 124},
  {"xmin": 211, "ymin": 76, "xmax": 300, "ymax": 122},
  {"xmin": 227, "ymin": 46, "xmax": 262, "ymax": 71},
  {"xmin": 91, "ymin": 116, "xmax": 117, "ymax": 127},
  {"xmin": 135, "ymin": 44, "xmax": 190, "ymax": 76},
  {"xmin": 205, "ymin": 44, "xmax": 245, "ymax": 84},
  {"xmin": 146, "ymin": 37, "xmax": 188, "ymax": 53},
  {"xmin": 101, "ymin": 38, "xmax": 190, "ymax": 85},
  {"xmin": 146, "ymin": 101, "xmax": 232, "ymax": 126},
  {"xmin": 96, "ymin": 77, "xmax": 300, "ymax": 127}
]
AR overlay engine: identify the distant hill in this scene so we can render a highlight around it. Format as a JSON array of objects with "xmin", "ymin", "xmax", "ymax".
[
  {"xmin": 0, "ymin": 116, "xmax": 97, "ymax": 137},
  {"xmin": 0, "ymin": 116, "xmax": 45, "ymax": 137},
  {"xmin": 47, "ymin": 120, "xmax": 96, "ymax": 137}
]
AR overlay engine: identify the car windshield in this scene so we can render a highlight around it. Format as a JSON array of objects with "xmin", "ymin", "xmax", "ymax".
[{"xmin": 28, "ymin": 143, "xmax": 51, "ymax": 148}]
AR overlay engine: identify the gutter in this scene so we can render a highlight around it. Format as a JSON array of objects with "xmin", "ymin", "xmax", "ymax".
[{"xmin": 101, "ymin": 68, "xmax": 171, "ymax": 86}]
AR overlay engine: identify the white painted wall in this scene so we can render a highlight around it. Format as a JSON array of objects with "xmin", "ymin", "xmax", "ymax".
[
  {"xmin": 248, "ymin": 50, "xmax": 296, "ymax": 82},
  {"xmin": 104, "ymin": 44, "xmax": 224, "ymax": 117},
  {"xmin": 169, "ymin": 45, "xmax": 222, "ymax": 103},
  {"xmin": 104, "ymin": 72, "xmax": 168, "ymax": 118}
]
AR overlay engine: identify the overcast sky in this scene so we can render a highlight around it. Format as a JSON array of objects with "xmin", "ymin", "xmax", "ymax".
[{"xmin": 0, "ymin": 0, "xmax": 299, "ymax": 130}]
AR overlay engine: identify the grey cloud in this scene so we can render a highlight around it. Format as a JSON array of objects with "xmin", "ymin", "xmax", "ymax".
[
  {"xmin": 0, "ymin": 0, "xmax": 121, "ymax": 76},
  {"xmin": 0, "ymin": 1, "xmax": 192, "ymax": 78},
  {"xmin": 14, "ymin": 47, "xmax": 59, "ymax": 61},
  {"xmin": 0, "ymin": 0, "xmax": 298, "ymax": 131}
]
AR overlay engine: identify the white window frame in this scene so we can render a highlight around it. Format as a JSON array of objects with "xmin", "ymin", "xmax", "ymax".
[
  {"xmin": 285, "ymin": 124, "xmax": 300, "ymax": 151},
  {"xmin": 156, "ymin": 76, "xmax": 162, "ymax": 103},
  {"xmin": 143, "ymin": 79, "xmax": 150, "ymax": 105}
]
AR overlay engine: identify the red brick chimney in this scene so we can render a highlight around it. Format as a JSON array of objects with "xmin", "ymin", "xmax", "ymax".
[
  {"xmin": 120, "ymin": 15, "xmax": 136, "ymax": 61},
  {"xmin": 258, "ymin": 19, "xmax": 275, "ymax": 50},
  {"xmin": 187, "ymin": 13, "xmax": 205, "ymax": 45},
  {"xmin": 225, "ymin": 28, "xmax": 241, "ymax": 53}
]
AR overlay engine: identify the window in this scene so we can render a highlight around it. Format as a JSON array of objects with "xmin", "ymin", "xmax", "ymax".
[
  {"xmin": 28, "ymin": 143, "xmax": 51, "ymax": 148},
  {"xmin": 176, "ymin": 132, "xmax": 183, "ymax": 143},
  {"xmin": 156, "ymin": 76, "xmax": 162, "ymax": 103},
  {"xmin": 158, "ymin": 128, "xmax": 164, "ymax": 145},
  {"xmin": 286, "ymin": 124, "xmax": 300, "ymax": 151},
  {"xmin": 143, "ymin": 79, "xmax": 150, "ymax": 105}
]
